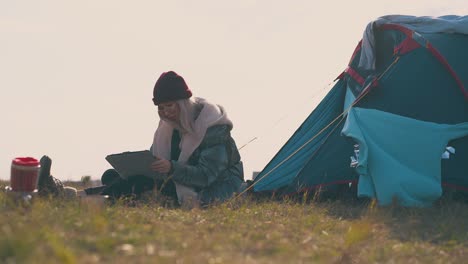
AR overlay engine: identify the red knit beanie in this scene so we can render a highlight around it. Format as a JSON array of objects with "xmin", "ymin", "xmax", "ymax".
[{"xmin": 152, "ymin": 71, "xmax": 192, "ymax": 105}]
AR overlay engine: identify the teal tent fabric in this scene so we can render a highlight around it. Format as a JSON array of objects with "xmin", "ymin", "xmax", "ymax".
[
  {"xmin": 253, "ymin": 80, "xmax": 356, "ymax": 192},
  {"xmin": 252, "ymin": 15, "xmax": 468, "ymax": 205},
  {"xmin": 342, "ymin": 107, "xmax": 468, "ymax": 206}
]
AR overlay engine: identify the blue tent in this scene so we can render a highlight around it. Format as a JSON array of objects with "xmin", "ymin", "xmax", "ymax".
[{"xmin": 253, "ymin": 15, "xmax": 468, "ymax": 206}]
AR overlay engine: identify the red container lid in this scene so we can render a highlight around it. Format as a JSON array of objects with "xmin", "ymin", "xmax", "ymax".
[{"xmin": 12, "ymin": 157, "xmax": 40, "ymax": 167}]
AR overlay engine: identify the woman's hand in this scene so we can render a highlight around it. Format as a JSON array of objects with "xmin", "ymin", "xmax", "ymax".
[{"xmin": 151, "ymin": 157, "xmax": 172, "ymax": 174}]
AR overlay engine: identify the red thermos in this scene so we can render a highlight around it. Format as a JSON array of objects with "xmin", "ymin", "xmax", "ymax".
[{"xmin": 10, "ymin": 157, "xmax": 40, "ymax": 192}]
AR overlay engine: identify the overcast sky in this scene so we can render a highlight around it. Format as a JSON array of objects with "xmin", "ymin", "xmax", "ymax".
[{"xmin": 1, "ymin": 1, "xmax": 467, "ymax": 181}]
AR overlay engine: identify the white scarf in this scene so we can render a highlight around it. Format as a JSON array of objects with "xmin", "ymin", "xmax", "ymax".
[{"xmin": 152, "ymin": 97, "xmax": 233, "ymax": 205}]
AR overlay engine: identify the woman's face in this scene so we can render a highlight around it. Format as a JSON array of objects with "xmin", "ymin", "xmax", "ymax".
[{"xmin": 158, "ymin": 101, "xmax": 180, "ymax": 122}]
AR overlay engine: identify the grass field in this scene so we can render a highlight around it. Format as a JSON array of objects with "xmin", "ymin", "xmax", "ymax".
[{"xmin": 1, "ymin": 182, "xmax": 467, "ymax": 264}]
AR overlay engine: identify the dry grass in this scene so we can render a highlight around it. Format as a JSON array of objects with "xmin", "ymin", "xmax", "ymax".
[{"xmin": 0, "ymin": 183, "xmax": 467, "ymax": 263}]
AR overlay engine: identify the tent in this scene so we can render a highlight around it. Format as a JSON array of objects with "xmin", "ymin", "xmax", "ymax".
[{"xmin": 252, "ymin": 15, "xmax": 468, "ymax": 207}]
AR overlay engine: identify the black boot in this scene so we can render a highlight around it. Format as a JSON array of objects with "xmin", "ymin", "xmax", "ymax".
[
  {"xmin": 37, "ymin": 155, "xmax": 64, "ymax": 197},
  {"xmin": 84, "ymin": 169, "xmax": 120, "ymax": 196}
]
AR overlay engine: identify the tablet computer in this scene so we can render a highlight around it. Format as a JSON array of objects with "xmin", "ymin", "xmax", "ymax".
[{"xmin": 105, "ymin": 150, "xmax": 166, "ymax": 180}]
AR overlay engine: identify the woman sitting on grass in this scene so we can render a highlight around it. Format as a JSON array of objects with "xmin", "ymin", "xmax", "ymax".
[
  {"xmin": 40, "ymin": 71, "xmax": 245, "ymax": 208},
  {"xmin": 146, "ymin": 71, "xmax": 244, "ymax": 207}
]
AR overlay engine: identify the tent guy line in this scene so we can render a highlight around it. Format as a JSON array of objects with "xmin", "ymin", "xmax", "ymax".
[
  {"xmin": 237, "ymin": 80, "xmax": 335, "ymax": 152},
  {"xmin": 231, "ymin": 55, "xmax": 402, "ymax": 201}
]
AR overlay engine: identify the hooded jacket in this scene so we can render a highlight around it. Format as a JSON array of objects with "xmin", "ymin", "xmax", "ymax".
[{"xmin": 169, "ymin": 124, "xmax": 244, "ymax": 205}]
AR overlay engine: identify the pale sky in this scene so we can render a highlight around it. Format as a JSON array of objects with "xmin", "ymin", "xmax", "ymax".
[{"xmin": 1, "ymin": 1, "xmax": 467, "ymax": 181}]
